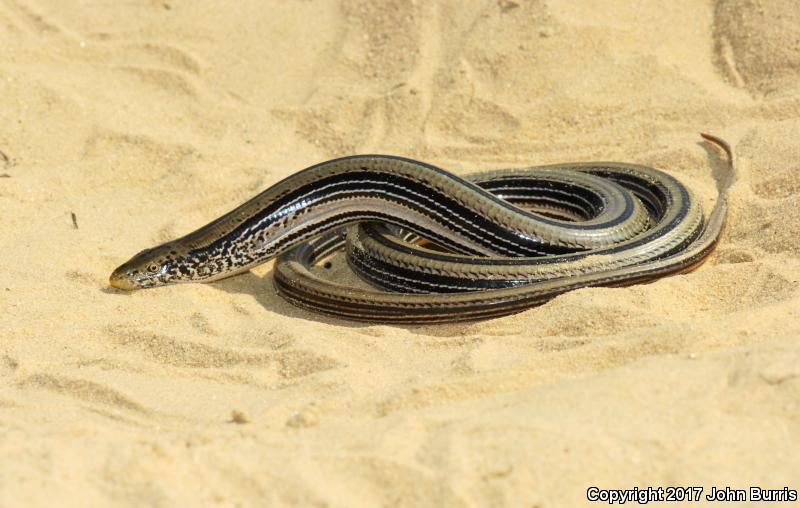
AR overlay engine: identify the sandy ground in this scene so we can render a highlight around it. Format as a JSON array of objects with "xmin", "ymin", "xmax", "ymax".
[{"xmin": 1, "ymin": 0, "xmax": 799, "ymax": 506}]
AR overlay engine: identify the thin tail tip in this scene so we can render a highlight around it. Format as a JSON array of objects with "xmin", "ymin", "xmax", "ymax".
[
  {"xmin": 700, "ymin": 132, "xmax": 724, "ymax": 145},
  {"xmin": 700, "ymin": 132, "xmax": 733, "ymax": 158},
  {"xmin": 699, "ymin": 132, "xmax": 737, "ymax": 190}
]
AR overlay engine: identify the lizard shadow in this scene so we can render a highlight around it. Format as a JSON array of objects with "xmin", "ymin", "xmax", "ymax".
[
  {"xmin": 697, "ymin": 134, "xmax": 735, "ymax": 195},
  {"xmin": 211, "ymin": 266, "xmax": 479, "ymax": 337}
]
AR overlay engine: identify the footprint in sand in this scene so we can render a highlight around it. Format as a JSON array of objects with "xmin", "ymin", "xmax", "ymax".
[{"xmin": 713, "ymin": 0, "xmax": 800, "ymax": 96}]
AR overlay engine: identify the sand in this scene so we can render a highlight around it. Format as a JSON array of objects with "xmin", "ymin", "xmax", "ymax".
[{"xmin": 1, "ymin": 0, "xmax": 799, "ymax": 506}]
